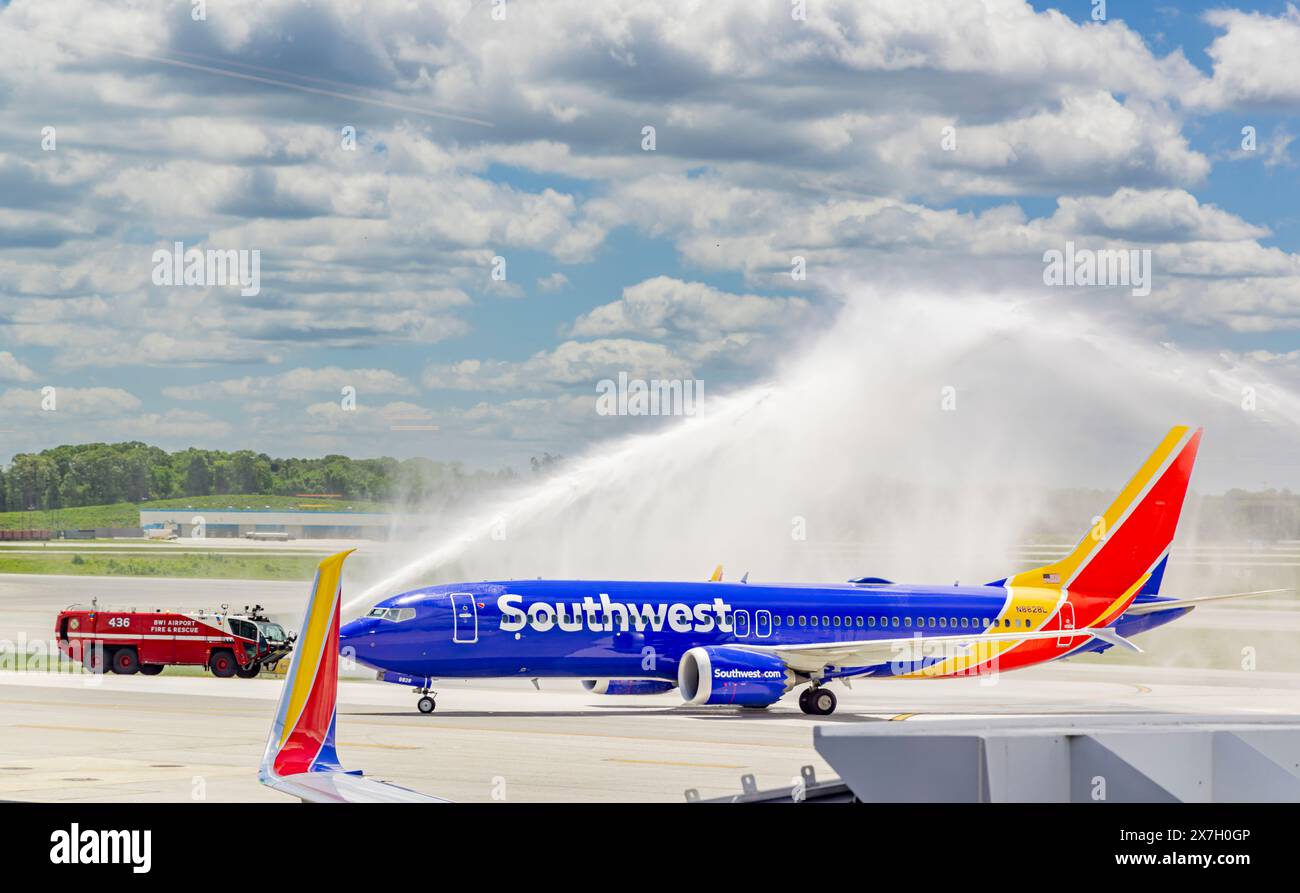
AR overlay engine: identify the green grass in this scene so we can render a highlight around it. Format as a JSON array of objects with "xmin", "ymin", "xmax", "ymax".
[
  {"xmin": 0, "ymin": 502, "xmax": 138, "ymax": 530},
  {"xmin": 0, "ymin": 494, "xmax": 393, "ymax": 532},
  {"xmin": 0, "ymin": 551, "xmax": 322, "ymax": 580}
]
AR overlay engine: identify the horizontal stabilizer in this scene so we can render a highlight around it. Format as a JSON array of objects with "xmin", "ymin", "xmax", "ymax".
[
  {"xmin": 1124, "ymin": 588, "xmax": 1292, "ymax": 616},
  {"xmin": 1088, "ymin": 626, "xmax": 1142, "ymax": 653}
]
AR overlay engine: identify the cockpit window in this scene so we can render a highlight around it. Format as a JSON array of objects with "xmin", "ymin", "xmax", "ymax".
[{"xmin": 366, "ymin": 607, "xmax": 416, "ymax": 622}]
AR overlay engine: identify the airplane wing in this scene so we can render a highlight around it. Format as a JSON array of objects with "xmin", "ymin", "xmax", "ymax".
[
  {"xmin": 1123, "ymin": 588, "xmax": 1292, "ymax": 616},
  {"xmin": 258, "ymin": 549, "xmax": 448, "ymax": 803},
  {"xmin": 742, "ymin": 626, "xmax": 1140, "ymax": 675}
]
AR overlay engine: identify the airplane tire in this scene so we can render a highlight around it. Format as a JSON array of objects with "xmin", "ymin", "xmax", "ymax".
[
  {"xmin": 110, "ymin": 648, "xmax": 139, "ymax": 675},
  {"xmin": 798, "ymin": 687, "xmax": 814, "ymax": 714},
  {"xmin": 139, "ymin": 664, "xmax": 164, "ymax": 676},
  {"xmin": 417, "ymin": 696, "xmax": 436, "ymax": 714},
  {"xmin": 809, "ymin": 688, "xmax": 837, "ymax": 716},
  {"xmin": 209, "ymin": 650, "xmax": 237, "ymax": 678}
]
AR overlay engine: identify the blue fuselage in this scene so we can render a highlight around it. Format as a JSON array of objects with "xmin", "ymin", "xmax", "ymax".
[{"xmin": 339, "ymin": 580, "xmax": 1185, "ymax": 681}]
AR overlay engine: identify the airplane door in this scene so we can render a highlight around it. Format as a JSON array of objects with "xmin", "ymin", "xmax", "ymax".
[
  {"xmin": 755, "ymin": 610, "xmax": 772, "ymax": 638},
  {"xmin": 1056, "ymin": 601, "xmax": 1075, "ymax": 647},
  {"xmin": 734, "ymin": 609, "xmax": 750, "ymax": 638},
  {"xmin": 450, "ymin": 593, "xmax": 478, "ymax": 644}
]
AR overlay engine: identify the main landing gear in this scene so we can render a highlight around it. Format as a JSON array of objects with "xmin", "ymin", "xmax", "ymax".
[
  {"xmin": 798, "ymin": 685, "xmax": 837, "ymax": 716},
  {"xmin": 415, "ymin": 686, "xmax": 439, "ymax": 714}
]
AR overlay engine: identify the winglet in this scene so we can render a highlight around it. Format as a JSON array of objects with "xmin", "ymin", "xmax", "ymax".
[
  {"xmin": 709, "ymin": 565, "xmax": 723, "ymax": 582},
  {"xmin": 261, "ymin": 550, "xmax": 352, "ymax": 780},
  {"xmin": 259, "ymin": 549, "xmax": 447, "ymax": 802}
]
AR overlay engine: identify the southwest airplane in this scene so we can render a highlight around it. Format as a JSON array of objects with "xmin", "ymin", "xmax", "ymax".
[
  {"xmin": 260, "ymin": 425, "xmax": 1278, "ymax": 800},
  {"xmin": 331, "ymin": 425, "xmax": 1281, "ymax": 718}
]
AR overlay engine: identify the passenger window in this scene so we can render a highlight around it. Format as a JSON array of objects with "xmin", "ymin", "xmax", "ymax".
[
  {"xmin": 798, "ymin": 615, "xmax": 806, "ymax": 626},
  {"xmin": 960, "ymin": 617, "xmax": 969, "ymax": 628},
  {"xmin": 892, "ymin": 616, "xmax": 900, "ymax": 628},
  {"xmin": 786, "ymin": 615, "xmax": 794, "ymax": 626},
  {"xmin": 904, "ymin": 616, "xmax": 912, "ymax": 628},
  {"xmin": 868, "ymin": 616, "xmax": 876, "ymax": 627},
  {"xmin": 810, "ymin": 616, "xmax": 819, "ymax": 627},
  {"xmin": 833, "ymin": 616, "xmax": 841, "ymax": 627},
  {"xmin": 855, "ymin": 616, "xmax": 864, "ymax": 628}
]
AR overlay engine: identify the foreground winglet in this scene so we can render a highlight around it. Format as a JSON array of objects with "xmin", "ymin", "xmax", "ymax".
[{"xmin": 258, "ymin": 549, "xmax": 447, "ymax": 803}]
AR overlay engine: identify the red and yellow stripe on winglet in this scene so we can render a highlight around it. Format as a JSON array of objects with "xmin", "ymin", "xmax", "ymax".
[{"xmin": 263, "ymin": 549, "xmax": 353, "ymax": 778}]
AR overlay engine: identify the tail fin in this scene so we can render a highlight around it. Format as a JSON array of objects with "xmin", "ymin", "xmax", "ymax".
[
  {"xmin": 1008, "ymin": 426, "xmax": 1202, "ymax": 598},
  {"xmin": 259, "ymin": 549, "xmax": 446, "ymax": 802},
  {"xmin": 262, "ymin": 549, "xmax": 352, "ymax": 778}
]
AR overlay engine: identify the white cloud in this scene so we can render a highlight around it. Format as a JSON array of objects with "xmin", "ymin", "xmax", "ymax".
[
  {"xmin": 1191, "ymin": 5, "xmax": 1300, "ymax": 110},
  {"xmin": 163, "ymin": 367, "xmax": 418, "ymax": 402},
  {"xmin": 0, "ymin": 386, "xmax": 141, "ymax": 415},
  {"xmin": 423, "ymin": 339, "xmax": 695, "ymax": 391},
  {"xmin": 570, "ymin": 276, "xmax": 809, "ymax": 339},
  {"xmin": 0, "ymin": 352, "xmax": 37, "ymax": 382},
  {"xmin": 537, "ymin": 272, "xmax": 569, "ymax": 292}
]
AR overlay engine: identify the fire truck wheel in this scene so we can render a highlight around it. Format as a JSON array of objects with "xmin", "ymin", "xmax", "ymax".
[
  {"xmin": 139, "ymin": 664, "xmax": 164, "ymax": 676},
  {"xmin": 234, "ymin": 662, "xmax": 261, "ymax": 678},
  {"xmin": 82, "ymin": 648, "xmax": 108, "ymax": 674},
  {"xmin": 209, "ymin": 650, "xmax": 237, "ymax": 678},
  {"xmin": 110, "ymin": 648, "xmax": 140, "ymax": 675}
]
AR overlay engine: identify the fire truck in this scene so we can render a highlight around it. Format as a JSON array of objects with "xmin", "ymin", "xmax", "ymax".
[{"xmin": 55, "ymin": 603, "xmax": 293, "ymax": 677}]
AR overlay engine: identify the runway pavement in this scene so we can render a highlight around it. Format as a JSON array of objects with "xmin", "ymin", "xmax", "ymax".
[{"xmin": 0, "ymin": 663, "xmax": 1297, "ymax": 803}]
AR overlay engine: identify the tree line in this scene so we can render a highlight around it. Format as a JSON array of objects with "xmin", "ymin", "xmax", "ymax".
[{"xmin": 0, "ymin": 441, "xmax": 527, "ymax": 512}]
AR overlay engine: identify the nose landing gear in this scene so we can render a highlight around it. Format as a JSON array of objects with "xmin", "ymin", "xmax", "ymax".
[
  {"xmin": 415, "ymin": 686, "xmax": 438, "ymax": 714},
  {"xmin": 798, "ymin": 685, "xmax": 837, "ymax": 716}
]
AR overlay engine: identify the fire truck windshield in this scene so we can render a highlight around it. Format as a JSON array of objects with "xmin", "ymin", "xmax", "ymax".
[{"xmin": 257, "ymin": 622, "xmax": 287, "ymax": 642}]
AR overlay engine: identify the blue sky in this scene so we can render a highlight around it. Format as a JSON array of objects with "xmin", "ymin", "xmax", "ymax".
[{"xmin": 1, "ymin": 0, "xmax": 1299, "ymax": 474}]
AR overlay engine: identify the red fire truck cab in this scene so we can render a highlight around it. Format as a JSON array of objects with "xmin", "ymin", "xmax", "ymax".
[{"xmin": 55, "ymin": 603, "xmax": 294, "ymax": 677}]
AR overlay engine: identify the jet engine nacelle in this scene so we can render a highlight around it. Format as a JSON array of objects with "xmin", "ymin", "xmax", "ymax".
[
  {"xmin": 581, "ymin": 679, "xmax": 676, "ymax": 695},
  {"xmin": 678, "ymin": 646, "xmax": 795, "ymax": 707}
]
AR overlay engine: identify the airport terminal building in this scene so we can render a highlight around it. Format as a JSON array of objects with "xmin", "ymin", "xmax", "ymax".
[{"xmin": 139, "ymin": 508, "xmax": 409, "ymax": 540}]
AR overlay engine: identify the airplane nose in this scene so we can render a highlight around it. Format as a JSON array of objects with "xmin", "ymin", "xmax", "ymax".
[{"xmin": 339, "ymin": 618, "xmax": 366, "ymax": 649}]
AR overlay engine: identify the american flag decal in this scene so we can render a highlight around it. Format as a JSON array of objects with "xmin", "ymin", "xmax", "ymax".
[{"xmin": 1043, "ymin": 572, "xmax": 1060, "ymax": 583}]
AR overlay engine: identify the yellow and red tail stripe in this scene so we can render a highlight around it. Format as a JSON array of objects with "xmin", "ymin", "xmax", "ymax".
[
  {"xmin": 903, "ymin": 426, "xmax": 1201, "ymax": 678},
  {"xmin": 263, "ymin": 549, "xmax": 353, "ymax": 777}
]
